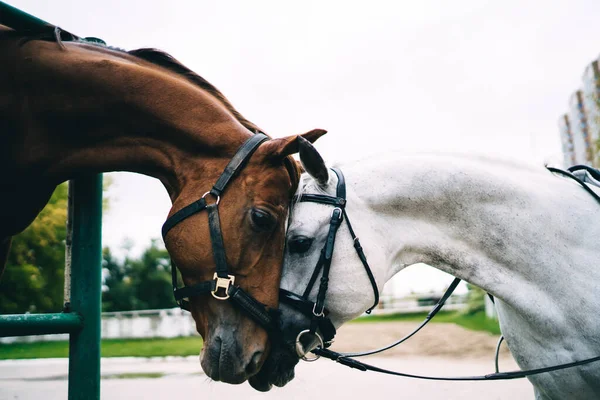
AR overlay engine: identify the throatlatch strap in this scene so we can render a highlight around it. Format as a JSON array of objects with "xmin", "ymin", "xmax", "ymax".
[
  {"xmin": 211, "ymin": 133, "xmax": 268, "ymax": 196},
  {"xmin": 342, "ymin": 209, "xmax": 379, "ymax": 313}
]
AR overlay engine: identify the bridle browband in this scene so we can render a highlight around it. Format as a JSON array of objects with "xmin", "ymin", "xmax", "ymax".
[
  {"xmin": 280, "ymin": 167, "xmax": 379, "ymax": 360},
  {"xmin": 290, "ymin": 164, "xmax": 600, "ymax": 382},
  {"xmin": 161, "ymin": 133, "xmax": 279, "ymax": 334}
]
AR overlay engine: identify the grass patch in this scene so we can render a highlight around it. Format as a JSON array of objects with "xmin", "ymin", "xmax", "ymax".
[
  {"xmin": 105, "ymin": 372, "xmax": 165, "ymax": 379},
  {"xmin": 0, "ymin": 336, "xmax": 203, "ymax": 360},
  {"xmin": 353, "ymin": 310, "xmax": 501, "ymax": 335},
  {"xmin": 0, "ymin": 312, "xmax": 500, "ymax": 360}
]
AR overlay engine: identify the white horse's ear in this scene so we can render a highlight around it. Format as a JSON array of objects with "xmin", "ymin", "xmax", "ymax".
[{"xmin": 298, "ymin": 136, "xmax": 329, "ymax": 186}]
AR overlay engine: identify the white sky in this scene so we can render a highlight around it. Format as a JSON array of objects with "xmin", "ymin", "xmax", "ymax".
[{"xmin": 12, "ymin": 0, "xmax": 600, "ymax": 294}]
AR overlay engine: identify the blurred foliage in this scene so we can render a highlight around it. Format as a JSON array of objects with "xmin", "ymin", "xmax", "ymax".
[
  {"xmin": 463, "ymin": 283, "xmax": 486, "ymax": 315},
  {"xmin": 102, "ymin": 240, "xmax": 176, "ymax": 312},
  {"xmin": 0, "ymin": 184, "xmax": 68, "ymax": 313},
  {"xmin": 0, "ymin": 176, "xmax": 174, "ymax": 314}
]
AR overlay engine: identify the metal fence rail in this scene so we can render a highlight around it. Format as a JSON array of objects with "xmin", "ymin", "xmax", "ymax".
[{"xmin": 0, "ymin": 176, "xmax": 103, "ymax": 400}]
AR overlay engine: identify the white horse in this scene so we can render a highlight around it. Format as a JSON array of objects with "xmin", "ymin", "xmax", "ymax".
[{"xmin": 251, "ymin": 144, "xmax": 600, "ymax": 399}]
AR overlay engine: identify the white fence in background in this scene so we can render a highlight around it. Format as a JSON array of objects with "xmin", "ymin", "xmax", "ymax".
[
  {"xmin": 373, "ymin": 293, "xmax": 468, "ymax": 315},
  {"xmin": 1, "ymin": 293, "xmax": 469, "ymax": 344},
  {"xmin": 0, "ymin": 308, "xmax": 199, "ymax": 344}
]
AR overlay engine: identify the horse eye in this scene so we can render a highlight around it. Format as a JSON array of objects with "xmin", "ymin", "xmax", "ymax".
[
  {"xmin": 288, "ymin": 236, "xmax": 313, "ymax": 254},
  {"xmin": 250, "ymin": 208, "xmax": 276, "ymax": 231}
]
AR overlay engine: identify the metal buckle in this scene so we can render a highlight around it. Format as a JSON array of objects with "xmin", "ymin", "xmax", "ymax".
[
  {"xmin": 331, "ymin": 207, "xmax": 343, "ymax": 220},
  {"xmin": 211, "ymin": 273, "xmax": 235, "ymax": 300},
  {"xmin": 295, "ymin": 329, "xmax": 324, "ymax": 362},
  {"xmin": 202, "ymin": 191, "xmax": 221, "ymax": 205},
  {"xmin": 312, "ymin": 303, "xmax": 325, "ymax": 317}
]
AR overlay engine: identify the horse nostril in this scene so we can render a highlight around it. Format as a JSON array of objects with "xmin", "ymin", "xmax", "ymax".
[{"xmin": 245, "ymin": 351, "xmax": 263, "ymax": 375}]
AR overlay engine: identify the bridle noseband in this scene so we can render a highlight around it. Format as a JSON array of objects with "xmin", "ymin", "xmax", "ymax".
[
  {"xmin": 161, "ymin": 133, "xmax": 278, "ymax": 335},
  {"xmin": 280, "ymin": 167, "xmax": 379, "ymax": 360}
]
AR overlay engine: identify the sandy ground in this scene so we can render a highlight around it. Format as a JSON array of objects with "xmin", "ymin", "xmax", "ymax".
[
  {"xmin": 331, "ymin": 321, "xmax": 512, "ymax": 359},
  {"xmin": 0, "ymin": 322, "xmax": 533, "ymax": 400}
]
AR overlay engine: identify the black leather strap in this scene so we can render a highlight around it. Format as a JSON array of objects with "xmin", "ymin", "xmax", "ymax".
[
  {"xmin": 547, "ymin": 166, "xmax": 600, "ymax": 204},
  {"xmin": 174, "ymin": 281, "xmax": 215, "ymax": 302},
  {"xmin": 342, "ymin": 209, "xmax": 379, "ymax": 313},
  {"xmin": 331, "ymin": 167, "xmax": 346, "ymax": 199},
  {"xmin": 302, "ymin": 249, "xmax": 326, "ymax": 299},
  {"xmin": 162, "ymin": 198, "xmax": 207, "ymax": 238},
  {"xmin": 295, "ymin": 194, "xmax": 346, "ymax": 207},
  {"xmin": 314, "ymin": 347, "xmax": 600, "ymax": 381},
  {"xmin": 207, "ymin": 203, "xmax": 229, "ymax": 278},
  {"xmin": 211, "ymin": 133, "xmax": 268, "ymax": 196},
  {"xmin": 229, "ymin": 286, "xmax": 279, "ymax": 334},
  {"xmin": 313, "ymin": 208, "xmax": 343, "ymax": 316}
]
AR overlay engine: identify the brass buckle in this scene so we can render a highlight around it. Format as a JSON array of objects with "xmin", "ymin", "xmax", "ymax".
[{"xmin": 211, "ymin": 273, "xmax": 235, "ymax": 300}]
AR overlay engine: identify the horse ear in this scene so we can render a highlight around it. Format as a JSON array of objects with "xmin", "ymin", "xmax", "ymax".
[
  {"xmin": 298, "ymin": 136, "xmax": 329, "ymax": 187},
  {"xmin": 259, "ymin": 129, "xmax": 327, "ymax": 160}
]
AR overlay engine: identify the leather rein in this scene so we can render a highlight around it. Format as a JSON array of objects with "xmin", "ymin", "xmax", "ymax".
[
  {"xmin": 161, "ymin": 133, "xmax": 279, "ymax": 335},
  {"xmin": 292, "ymin": 165, "xmax": 600, "ymax": 381}
]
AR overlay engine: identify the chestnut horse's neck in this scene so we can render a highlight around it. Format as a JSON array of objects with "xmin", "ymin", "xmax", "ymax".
[{"xmin": 1, "ymin": 35, "xmax": 256, "ymax": 199}]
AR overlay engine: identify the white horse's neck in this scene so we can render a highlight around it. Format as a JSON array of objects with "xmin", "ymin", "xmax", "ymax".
[
  {"xmin": 284, "ymin": 153, "xmax": 600, "ymax": 398},
  {"xmin": 344, "ymin": 155, "xmax": 600, "ymax": 323}
]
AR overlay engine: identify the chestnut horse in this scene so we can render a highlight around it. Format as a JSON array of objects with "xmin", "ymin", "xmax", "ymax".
[{"xmin": 0, "ymin": 26, "xmax": 326, "ymax": 384}]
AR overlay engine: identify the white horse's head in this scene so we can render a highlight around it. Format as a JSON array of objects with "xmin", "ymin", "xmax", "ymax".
[{"xmin": 249, "ymin": 138, "xmax": 385, "ymax": 391}]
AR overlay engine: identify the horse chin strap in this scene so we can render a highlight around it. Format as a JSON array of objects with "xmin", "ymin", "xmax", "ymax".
[
  {"xmin": 302, "ymin": 164, "xmax": 600, "ymax": 380},
  {"xmin": 280, "ymin": 167, "xmax": 380, "ymax": 360},
  {"xmin": 161, "ymin": 133, "xmax": 279, "ymax": 336}
]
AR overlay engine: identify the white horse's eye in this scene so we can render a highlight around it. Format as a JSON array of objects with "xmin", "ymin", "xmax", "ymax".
[{"xmin": 288, "ymin": 236, "xmax": 314, "ymax": 254}]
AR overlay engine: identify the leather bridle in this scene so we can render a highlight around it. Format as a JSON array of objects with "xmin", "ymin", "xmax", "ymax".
[
  {"xmin": 287, "ymin": 165, "xmax": 600, "ymax": 382},
  {"xmin": 279, "ymin": 167, "xmax": 379, "ymax": 360},
  {"xmin": 161, "ymin": 133, "xmax": 279, "ymax": 335}
]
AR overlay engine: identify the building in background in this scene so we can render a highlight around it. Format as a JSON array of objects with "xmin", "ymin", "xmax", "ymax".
[
  {"xmin": 569, "ymin": 91, "xmax": 592, "ymax": 165},
  {"xmin": 558, "ymin": 114, "xmax": 576, "ymax": 167},
  {"xmin": 560, "ymin": 59, "xmax": 600, "ymax": 167}
]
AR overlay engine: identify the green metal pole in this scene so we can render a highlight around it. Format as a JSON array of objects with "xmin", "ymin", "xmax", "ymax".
[
  {"xmin": 67, "ymin": 175, "xmax": 103, "ymax": 400},
  {"xmin": 0, "ymin": 313, "xmax": 82, "ymax": 336},
  {"xmin": 0, "ymin": 1, "xmax": 54, "ymax": 31}
]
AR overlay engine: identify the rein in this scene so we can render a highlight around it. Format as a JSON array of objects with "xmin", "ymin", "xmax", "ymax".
[
  {"xmin": 295, "ymin": 164, "xmax": 600, "ymax": 380},
  {"xmin": 161, "ymin": 133, "xmax": 279, "ymax": 335}
]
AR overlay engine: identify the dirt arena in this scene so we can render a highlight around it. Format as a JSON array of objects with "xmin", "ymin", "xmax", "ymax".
[
  {"xmin": 0, "ymin": 322, "xmax": 533, "ymax": 400},
  {"xmin": 332, "ymin": 320, "xmax": 512, "ymax": 359}
]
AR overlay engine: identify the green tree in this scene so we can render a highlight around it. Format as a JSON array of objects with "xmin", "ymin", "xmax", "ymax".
[
  {"xmin": 101, "ymin": 247, "xmax": 136, "ymax": 311},
  {"xmin": 0, "ymin": 184, "xmax": 68, "ymax": 313},
  {"xmin": 463, "ymin": 283, "xmax": 486, "ymax": 315},
  {"xmin": 102, "ymin": 240, "xmax": 175, "ymax": 312}
]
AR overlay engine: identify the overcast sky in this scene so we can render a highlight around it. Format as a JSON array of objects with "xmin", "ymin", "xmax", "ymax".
[{"xmin": 11, "ymin": 0, "xmax": 600, "ymax": 294}]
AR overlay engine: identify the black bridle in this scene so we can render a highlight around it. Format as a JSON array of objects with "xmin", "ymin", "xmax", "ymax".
[
  {"xmin": 280, "ymin": 167, "xmax": 379, "ymax": 360},
  {"xmin": 161, "ymin": 133, "xmax": 279, "ymax": 335},
  {"xmin": 288, "ymin": 165, "xmax": 600, "ymax": 382}
]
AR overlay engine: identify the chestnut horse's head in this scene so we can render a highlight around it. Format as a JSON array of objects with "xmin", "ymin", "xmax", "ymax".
[{"xmin": 162, "ymin": 129, "xmax": 326, "ymax": 384}]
